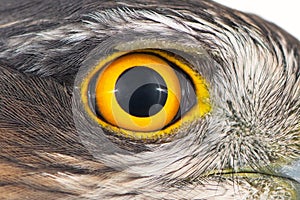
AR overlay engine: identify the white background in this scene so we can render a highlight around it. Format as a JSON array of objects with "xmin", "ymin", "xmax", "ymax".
[{"xmin": 214, "ymin": 0, "xmax": 300, "ymax": 40}]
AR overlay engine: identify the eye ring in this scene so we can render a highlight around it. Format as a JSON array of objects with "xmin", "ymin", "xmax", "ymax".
[
  {"xmin": 80, "ymin": 49, "xmax": 211, "ymax": 141},
  {"xmin": 95, "ymin": 53, "xmax": 181, "ymax": 132}
]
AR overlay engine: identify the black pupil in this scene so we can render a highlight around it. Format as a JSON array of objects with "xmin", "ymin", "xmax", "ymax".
[{"xmin": 115, "ymin": 66, "xmax": 168, "ymax": 117}]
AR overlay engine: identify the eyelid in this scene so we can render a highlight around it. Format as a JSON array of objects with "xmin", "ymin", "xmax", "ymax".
[
  {"xmin": 73, "ymin": 33, "xmax": 216, "ymax": 145},
  {"xmin": 80, "ymin": 49, "xmax": 211, "ymax": 141}
]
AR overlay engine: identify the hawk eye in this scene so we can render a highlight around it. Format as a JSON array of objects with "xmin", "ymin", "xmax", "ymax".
[{"xmin": 81, "ymin": 49, "xmax": 211, "ymax": 141}]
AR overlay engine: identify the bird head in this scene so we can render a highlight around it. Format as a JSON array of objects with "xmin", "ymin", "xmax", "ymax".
[{"xmin": 0, "ymin": 0, "xmax": 299, "ymax": 199}]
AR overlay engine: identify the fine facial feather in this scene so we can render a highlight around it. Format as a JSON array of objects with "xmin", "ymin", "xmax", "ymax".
[{"xmin": 0, "ymin": 0, "xmax": 299, "ymax": 199}]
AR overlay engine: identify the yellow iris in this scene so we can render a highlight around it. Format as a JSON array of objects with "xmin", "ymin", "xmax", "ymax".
[{"xmin": 95, "ymin": 53, "xmax": 181, "ymax": 132}]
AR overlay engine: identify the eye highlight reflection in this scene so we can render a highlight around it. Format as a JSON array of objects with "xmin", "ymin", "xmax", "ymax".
[{"xmin": 81, "ymin": 49, "xmax": 211, "ymax": 141}]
